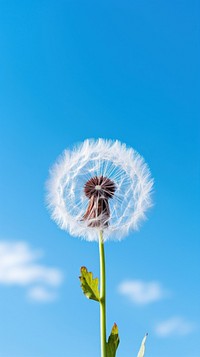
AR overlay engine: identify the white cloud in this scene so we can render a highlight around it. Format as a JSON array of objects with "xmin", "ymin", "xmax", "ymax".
[
  {"xmin": 27, "ymin": 286, "xmax": 57, "ymax": 302},
  {"xmin": 0, "ymin": 241, "xmax": 63, "ymax": 302},
  {"xmin": 118, "ymin": 279, "xmax": 166, "ymax": 304},
  {"xmin": 155, "ymin": 317, "xmax": 195, "ymax": 337}
]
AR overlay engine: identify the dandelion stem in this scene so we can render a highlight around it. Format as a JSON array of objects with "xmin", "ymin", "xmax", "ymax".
[{"xmin": 99, "ymin": 230, "xmax": 107, "ymax": 357}]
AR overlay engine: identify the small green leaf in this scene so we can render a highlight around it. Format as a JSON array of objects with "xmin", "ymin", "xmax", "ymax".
[
  {"xmin": 137, "ymin": 333, "xmax": 148, "ymax": 357},
  {"xmin": 79, "ymin": 266, "xmax": 100, "ymax": 301},
  {"xmin": 106, "ymin": 323, "xmax": 120, "ymax": 357}
]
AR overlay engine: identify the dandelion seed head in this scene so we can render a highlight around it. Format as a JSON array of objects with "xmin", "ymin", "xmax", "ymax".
[{"xmin": 46, "ymin": 139, "xmax": 153, "ymax": 242}]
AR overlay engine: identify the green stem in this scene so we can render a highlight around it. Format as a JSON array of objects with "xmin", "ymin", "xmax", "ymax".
[{"xmin": 99, "ymin": 230, "xmax": 107, "ymax": 357}]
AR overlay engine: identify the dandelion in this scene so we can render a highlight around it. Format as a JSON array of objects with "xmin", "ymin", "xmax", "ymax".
[
  {"xmin": 46, "ymin": 138, "xmax": 153, "ymax": 357},
  {"xmin": 46, "ymin": 138, "xmax": 153, "ymax": 241}
]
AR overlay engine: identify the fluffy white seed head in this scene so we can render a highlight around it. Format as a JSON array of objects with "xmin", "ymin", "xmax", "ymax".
[{"xmin": 46, "ymin": 139, "xmax": 153, "ymax": 242}]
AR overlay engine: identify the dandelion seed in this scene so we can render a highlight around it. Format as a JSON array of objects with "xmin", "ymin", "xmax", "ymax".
[{"xmin": 46, "ymin": 139, "xmax": 153, "ymax": 241}]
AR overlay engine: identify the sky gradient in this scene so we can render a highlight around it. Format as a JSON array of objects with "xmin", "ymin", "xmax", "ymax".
[{"xmin": 0, "ymin": 1, "xmax": 199, "ymax": 357}]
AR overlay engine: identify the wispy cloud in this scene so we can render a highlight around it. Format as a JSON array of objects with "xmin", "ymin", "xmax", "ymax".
[
  {"xmin": 155, "ymin": 317, "xmax": 195, "ymax": 337},
  {"xmin": 118, "ymin": 279, "xmax": 167, "ymax": 304},
  {"xmin": 27, "ymin": 286, "xmax": 58, "ymax": 302},
  {"xmin": 0, "ymin": 241, "xmax": 63, "ymax": 302}
]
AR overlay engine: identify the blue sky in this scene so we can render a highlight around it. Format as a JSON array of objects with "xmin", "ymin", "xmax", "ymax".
[{"xmin": 0, "ymin": 1, "xmax": 199, "ymax": 356}]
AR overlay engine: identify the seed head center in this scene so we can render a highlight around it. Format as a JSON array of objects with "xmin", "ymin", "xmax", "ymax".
[
  {"xmin": 95, "ymin": 185, "xmax": 101, "ymax": 190},
  {"xmin": 83, "ymin": 175, "xmax": 116, "ymax": 228}
]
